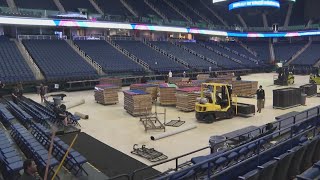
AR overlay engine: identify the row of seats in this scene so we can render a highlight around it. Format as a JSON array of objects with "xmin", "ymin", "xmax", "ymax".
[
  {"xmin": 7, "ymin": 101, "xmax": 33, "ymax": 126},
  {"xmin": 0, "ymin": 36, "xmax": 35, "ymax": 83},
  {"xmin": 0, "ymin": 129, "xmax": 23, "ymax": 179},
  {"xmin": 0, "ymin": 104, "xmax": 15, "ymax": 124},
  {"xmin": 292, "ymin": 42, "xmax": 320, "ymax": 66},
  {"xmin": 31, "ymin": 123, "xmax": 87, "ymax": 175},
  {"xmin": 297, "ymin": 160, "xmax": 320, "ymax": 180},
  {"xmin": 14, "ymin": 0, "xmax": 58, "ymax": 10},
  {"xmin": 114, "ymin": 40, "xmax": 187, "ymax": 72},
  {"xmin": 10, "ymin": 124, "xmax": 59, "ymax": 179},
  {"xmin": 274, "ymin": 41, "xmax": 306, "ymax": 62},
  {"xmin": 23, "ymin": 39, "xmax": 98, "ymax": 82},
  {"xmin": 74, "ymin": 40, "xmax": 144, "ymax": 73},
  {"xmin": 18, "ymin": 100, "xmax": 50, "ymax": 126}
]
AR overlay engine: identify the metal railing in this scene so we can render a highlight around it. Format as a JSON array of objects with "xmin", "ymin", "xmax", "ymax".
[
  {"xmin": 18, "ymin": 35, "xmax": 67, "ymax": 40},
  {"xmin": 72, "ymin": 35, "xmax": 105, "ymax": 40}
]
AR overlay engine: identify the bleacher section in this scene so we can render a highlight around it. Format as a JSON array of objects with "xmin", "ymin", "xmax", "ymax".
[
  {"xmin": 204, "ymin": 42, "xmax": 259, "ymax": 68},
  {"xmin": 14, "ymin": 0, "xmax": 58, "ymax": 10},
  {"xmin": 0, "ymin": 36, "xmax": 35, "ymax": 84},
  {"xmin": 74, "ymin": 40, "xmax": 144, "ymax": 73},
  {"xmin": 124, "ymin": 0, "xmax": 159, "ymax": 18},
  {"xmin": 291, "ymin": 42, "xmax": 320, "ymax": 66},
  {"xmin": 95, "ymin": 0, "xmax": 132, "ymax": 16},
  {"xmin": 274, "ymin": 42, "xmax": 306, "ymax": 62},
  {"xmin": 23, "ymin": 40, "xmax": 98, "ymax": 81},
  {"xmin": 241, "ymin": 13, "xmax": 264, "ymax": 27},
  {"xmin": 149, "ymin": 0, "xmax": 184, "ymax": 21},
  {"xmin": 0, "ymin": 0, "xmax": 7, "ymax": 7},
  {"xmin": 185, "ymin": 0, "xmax": 221, "ymax": 25},
  {"xmin": 267, "ymin": 4, "xmax": 289, "ymax": 27},
  {"xmin": 220, "ymin": 41, "xmax": 257, "ymax": 60},
  {"xmin": 170, "ymin": 0, "xmax": 202, "ymax": 23},
  {"xmin": 59, "ymin": 0, "xmax": 97, "ymax": 13},
  {"xmin": 137, "ymin": 105, "xmax": 320, "ymax": 180},
  {"xmin": 178, "ymin": 42, "xmax": 244, "ymax": 69},
  {"xmin": 210, "ymin": 4, "xmax": 240, "ymax": 26},
  {"xmin": 297, "ymin": 161, "xmax": 320, "ymax": 180},
  {"xmin": 244, "ymin": 41, "xmax": 270, "ymax": 62},
  {"xmin": 115, "ymin": 40, "xmax": 187, "ymax": 72},
  {"xmin": 150, "ymin": 41, "xmax": 218, "ymax": 71}
]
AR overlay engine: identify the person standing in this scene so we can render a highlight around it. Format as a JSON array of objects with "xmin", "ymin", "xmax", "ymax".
[
  {"xmin": 168, "ymin": 70, "xmax": 172, "ymax": 78},
  {"xmin": 20, "ymin": 159, "xmax": 40, "ymax": 180},
  {"xmin": 0, "ymin": 81, "xmax": 5, "ymax": 97},
  {"xmin": 39, "ymin": 84, "xmax": 46, "ymax": 103},
  {"xmin": 12, "ymin": 86, "xmax": 21, "ymax": 104},
  {"xmin": 183, "ymin": 71, "xmax": 186, "ymax": 78},
  {"xmin": 256, "ymin": 85, "xmax": 265, "ymax": 113}
]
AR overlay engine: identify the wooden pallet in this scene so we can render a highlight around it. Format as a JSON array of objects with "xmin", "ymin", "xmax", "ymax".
[
  {"xmin": 159, "ymin": 86, "xmax": 177, "ymax": 106},
  {"xmin": 176, "ymin": 87, "xmax": 201, "ymax": 112},
  {"xmin": 130, "ymin": 84, "xmax": 158, "ymax": 101},
  {"xmin": 232, "ymin": 80, "xmax": 258, "ymax": 98},
  {"xmin": 123, "ymin": 90, "xmax": 152, "ymax": 116},
  {"xmin": 94, "ymin": 84, "xmax": 119, "ymax": 105}
]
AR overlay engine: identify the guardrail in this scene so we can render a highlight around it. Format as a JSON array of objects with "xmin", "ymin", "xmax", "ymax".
[{"xmin": 18, "ymin": 35, "xmax": 67, "ymax": 40}]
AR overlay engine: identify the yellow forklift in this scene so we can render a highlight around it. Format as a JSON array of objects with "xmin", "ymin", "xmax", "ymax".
[
  {"xmin": 309, "ymin": 67, "xmax": 320, "ymax": 85},
  {"xmin": 274, "ymin": 67, "xmax": 294, "ymax": 86},
  {"xmin": 195, "ymin": 83, "xmax": 255, "ymax": 123}
]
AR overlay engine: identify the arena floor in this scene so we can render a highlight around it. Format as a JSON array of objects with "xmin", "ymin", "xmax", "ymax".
[{"xmin": 25, "ymin": 73, "xmax": 320, "ymax": 175}]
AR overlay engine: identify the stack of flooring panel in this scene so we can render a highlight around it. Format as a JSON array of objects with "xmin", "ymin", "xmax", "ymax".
[
  {"xmin": 273, "ymin": 88, "xmax": 302, "ymax": 109},
  {"xmin": 206, "ymin": 77, "xmax": 233, "ymax": 84},
  {"xmin": 99, "ymin": 78, "xmax": 122, "ymax": 88},
  {"xmin": 300, "ymin": 84, "xmax": 317, "ymax": 97},
  {"xmin": 168, "ymin": 77, "xmax": 189, "ymax": 84},
  {"xmin": 159, "ymin": 83, "xmax": 177, "ymax": 105},
  {"xmin": 130, "ymin": 84, "xmax": 158, "ymax": 101},
  {"xmin": 176, "ymin": 87, "xmax": 201, "ymax": 112},
  {"xmin": 94, "ymin": 84, "xmax": 119, "ymax": 105},
  {"xmin": 197, "ymin": 74, "xmax": 210, "ymax": 81},
  {"xmin": 123, "ymin": 90, "xmax": 152, "ymax": 116},
  {"xmin": 148, "ymin": 80, "xmax": 166, "ymax": 85},
  {"xmin": 232, "ymin": 80, "xmax": 258, "ymax": 97},
  {"xmin": 175, "ymin": 80, "xmax": 204, "ymax": 88}
]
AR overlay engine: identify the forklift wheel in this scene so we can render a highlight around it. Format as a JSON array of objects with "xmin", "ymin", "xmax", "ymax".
[
  {"xmin": 204, "ymin": 114, "xmax": 215, "ymax": 123},
  {"xmin": 226, "ymin": 108, "xmax": 234, "ymax": 119}
]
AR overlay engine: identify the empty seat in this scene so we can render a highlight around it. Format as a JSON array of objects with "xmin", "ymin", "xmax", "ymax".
[
  {"xmin": 287, "ymin": 144, "xmax": 308, "ymax": 179},
  {"xmin": 257, "ymin": 160, "xmax": 278, "ymax": 180},
  {"xmin": 272, "ymin": 151, "xmax": 294, "ymax": 180},
  {"xmin": 300, "ymin": 136, "xmax": 319, "ymax": 172},
  {"xmin": 238, "ymin": 169, "xmax": 260, "ymax": 180}
]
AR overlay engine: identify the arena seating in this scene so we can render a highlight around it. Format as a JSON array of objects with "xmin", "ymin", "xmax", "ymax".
[
  {"xmin": 297, "ymin": 161, "xmax": 320, "ymax": 180},
  {"xmin": 243, "ymin": 41, "xmax": 270, "ymax": 62},
  {"xmin": 95, "ymin": 0, "xmax": 132, "ymax": 16},
  {"xmin": 59, "ymin": 0, "xmax": 97, "ymax": 13},
  {"xmin": 169, "ymin": 0, "xmax": 202, "ymax": 23},
  {"xmin": 0, "ymin": 104, "xmax": 15, "ymax": 124},
  {"xmin": 124, "ymin": 0, "xmax": 160, "ymax": 18},
  {"xmin": 220, "ymin": 41, "xmax": 257, "ymax": 60},
  {"xmin": 267, "ymin": 4, "xmax": 289, "ymax": 26},
  {"xmin": 0, "ymin": 0, "xmax": 7, "ymax": 7},
  {"xmin": 291, "ymin": 42, "xmax": 320, "ymax": 66},
  {"xmin": 6, "ymin": 101, "xmax": 33, "ymax": 126},
  {"xmin": 14, "ymin": 0, "xmax": 58, "ymax": 10},
  {"xmin": 178, "ymin": 42, "xmax": 244, "ymax": 69},
  {"xmin": 184, "ymin": 0, "xmax": 222, "ymax": 25},
  {"xmin": 149, "ymin": 0, "xmax": 184, "ymax": 21},
  {"xmin": 274, "ymin": 41, "xmax": 306, "ymax": 62},
  {"xmin": 74, "ymin": 40, "xmax": 144, "ymax": 74},
  {"xmin": 150, "ymin": 41, "xmax": 218, "ymax": 71},
  {"xmin": 204, "ymin": 42, "xmax": 259, "ymax": 68},
  {"xmin": 241, "ymin": 13, "xmax": 264, "ymax": 27},
  {"xmin": 141, "ymin": 105, "xmax": 320, "ymax": 180},
  {"xmin": 10, "ymin": 124, "xmax": 60, "ymax": 178},
  {"xmin": 0, "ymin": 36, "xmax": 35, "ymax": 84},
  {"xmin": 114, "ymin": 40, "xmax": 187, "ymax": 72},
  {"xmin": 209, "ymin": 3, "xmax": 240, "ymax": 26},
  {"xmin": 22, "ymin": 40, "xmax": 98, "ymax": 82}
]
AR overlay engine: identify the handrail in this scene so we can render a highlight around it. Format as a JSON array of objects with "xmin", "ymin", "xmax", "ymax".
[
  {"xmin": 108, "ymin": 105, "xmax": 320, "ymax": 180},
  {"xmin": 18, "ymin": 34, "xmax": 67, "ymax": 40}
]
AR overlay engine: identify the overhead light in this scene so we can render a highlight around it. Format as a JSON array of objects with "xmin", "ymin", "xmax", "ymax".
[{"xmin": 212, "ymin": 0, "xmax": 226, "ymax": 3}]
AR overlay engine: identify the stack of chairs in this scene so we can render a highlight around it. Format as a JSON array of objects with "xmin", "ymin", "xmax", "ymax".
[
  {"xmin": 0, "ymin": 104, "xmax": 15, "ymax": 125},
  {"xmin": 31, "ymin": 123, "xmax": 88, "ymax": 176},
  {"xmin": 0, "ymin": 129, "xmax": 23, "ymax": 179},
  {"xmin": 6, "ymin": 101, "xmax": 32, "ymax": 126},
  {"xmin": 10, "ymin": 124, "xmax": 60, "ymax": 179}
]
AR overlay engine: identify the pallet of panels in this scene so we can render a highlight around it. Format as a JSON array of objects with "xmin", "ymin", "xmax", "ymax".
[
  {"xmin": 159, "ymin": 84, "xmax": 177, "ymax": 106},
  {"xmin": 123, "ymin": 90, "xmax": 152, "ymax": 116},
  {"xmin": 99, "ymin": 77, "xmax": 122, "ymax": 88},
  {"xmin": 206, "ymin": 77, "xmax": 233, "ymax": 84},
  {"xmin": 94, "ymin": 84, "xmax": 119, "ymax": 105},
  {"xmin": 168, "ymin": 77, "xmax": 189, "ymax": 84},
  {"xmin": 300, "ymin": 84, "xmax": 317, "ymax": 97},
  {"xmin": 175, "ymin": 80, "xmax": 204, "ymax": 88},
  {"xmin": 148, "ymin": 80, "xmax": 166, "ymax": 85},
  {"xmin": 130, "ymin": 84, "xmax": 158, "ymax": 101},
  {"xmin": 176, "ymin": 87, "xmax": 201, "ymax": 112},
  {"xmin": 232, "ymin": 80, "xmax": 258, "ymax": 98},
  {"xmin": 197, "ymin": 74, "xmax": 210, "ymax": 81}
]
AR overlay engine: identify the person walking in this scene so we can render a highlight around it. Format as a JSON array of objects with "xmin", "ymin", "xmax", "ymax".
[
  {"xmin": 39, "ymin": 84, "xmax": 46, "ymax": 103},
  {"xmin": 256, "ymin": 85, "xmax": 265, "ymax": 113}
]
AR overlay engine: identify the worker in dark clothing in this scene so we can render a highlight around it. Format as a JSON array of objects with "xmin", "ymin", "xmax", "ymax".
[
  {"xmin": 140, "ymin": 76, "xmax": 147, "ymax": 84},
  {"xmin": 20, "ymin": 159, "xmax": 41, "ymax": 180},
  {"xmin": 12, "ymin": 86, "xmax": 22, "ymax": 104},
  {"xmin": 0, "ymin": 81, "xmax": 4, "ymax": 97},
  {"xmin": 38, "ymin": 84, "xmax": 46, "ymax": 103},
  {"xmin": 256, "ymin": 85, "xmax": 265, "ymax": 113},
  {"xmin": 54, "ymin": 104, "xmax": 69, "ymax": 126}
]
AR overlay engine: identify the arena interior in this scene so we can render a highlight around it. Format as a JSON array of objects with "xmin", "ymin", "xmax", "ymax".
[{"xmin": 0, "ymin": 0, "xmax": 320, "ymax": 179}]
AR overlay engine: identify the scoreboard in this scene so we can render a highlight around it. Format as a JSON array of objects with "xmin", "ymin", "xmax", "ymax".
[{"xmin": 228, "ymin": 0, "xmax": 280, "ymax": 10}]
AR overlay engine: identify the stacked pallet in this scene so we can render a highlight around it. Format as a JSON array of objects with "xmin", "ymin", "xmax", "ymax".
[
  {"xmin": 99, "ymin": 78, "xmax": 122, "ymax": 88},
  {"xmin": 148, "ymin": 80, "xmax": 166, "ymax": 85},
  {"xmin": 206, "ymin": 77, "xmax": 233, "ymax": 84},
  {"xmin": 123, "ymin": 90, "xmax": 152, "ymax": 116},
  {"xmin": 197, "ymin": 74, "xmax": 210, "ymax": 81},
  {"xmin": 130, "ymin": 84, "xmax": 158, "ymax": 101},
  {"xmin": 94, "ymin": 84, "xmax": 119, "ymax": 105},
  {"xmin": 159, "ymin": 83, "xmax": 177, "ymax": 105},
  {"xmin": 168, "ymin": 77, "xmax": 189, "ymax": 84},
  {"xmin": 176, "ymin": 87, "xmax": 201, "ymax": 112},
  {"xmin": 232, "ymin": 80, "xmax": 258, "ymax": 97},
  {"xmin": 175, "ymin": 80, "xmax": 204, "ymax": 88}
]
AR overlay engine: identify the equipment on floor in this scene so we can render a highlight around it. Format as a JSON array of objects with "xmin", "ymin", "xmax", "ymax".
[
  {"xmin": 274, "ymin": 67, "xmax": 294, "ymax": 86},
  {"xmin": 74, "ymin": 112, "xmax": 89, "ymax": 119},
  {"xmin": 131, "ymin": 144, "xmax": 168, "ymax": 162},
  {"xmin": 273, "ymin": 87, "xmax": 302, "ymax": 109},
  {"xmin": 150, "ymin": 124, "xmax": 197, "ymax": 141},
  {"xmin": 309, "ymin": 68, "xmax": 320, "ymax": 84},
  {"xmin": 195, "ymin": 83, "xmax": 255, "ymax": 123},
  {"xmin": 65, "ymin": 99, "xmax": 85, "ymax": 110},
  {"xmin": 140, "ymin": 103, "xmax": 166, "ymax": 132},
  {"xmin": 165, "ymin": 117, "xmax": 185, "ymax": 127},
  {"xmin": 300, "ymin": 84, "xmax": 317, "ymax": 97}
]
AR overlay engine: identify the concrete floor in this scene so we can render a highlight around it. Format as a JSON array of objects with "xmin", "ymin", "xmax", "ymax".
[{"xmin": 25, "ymin": 73, "xmax": 320, "ymax": 173}]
